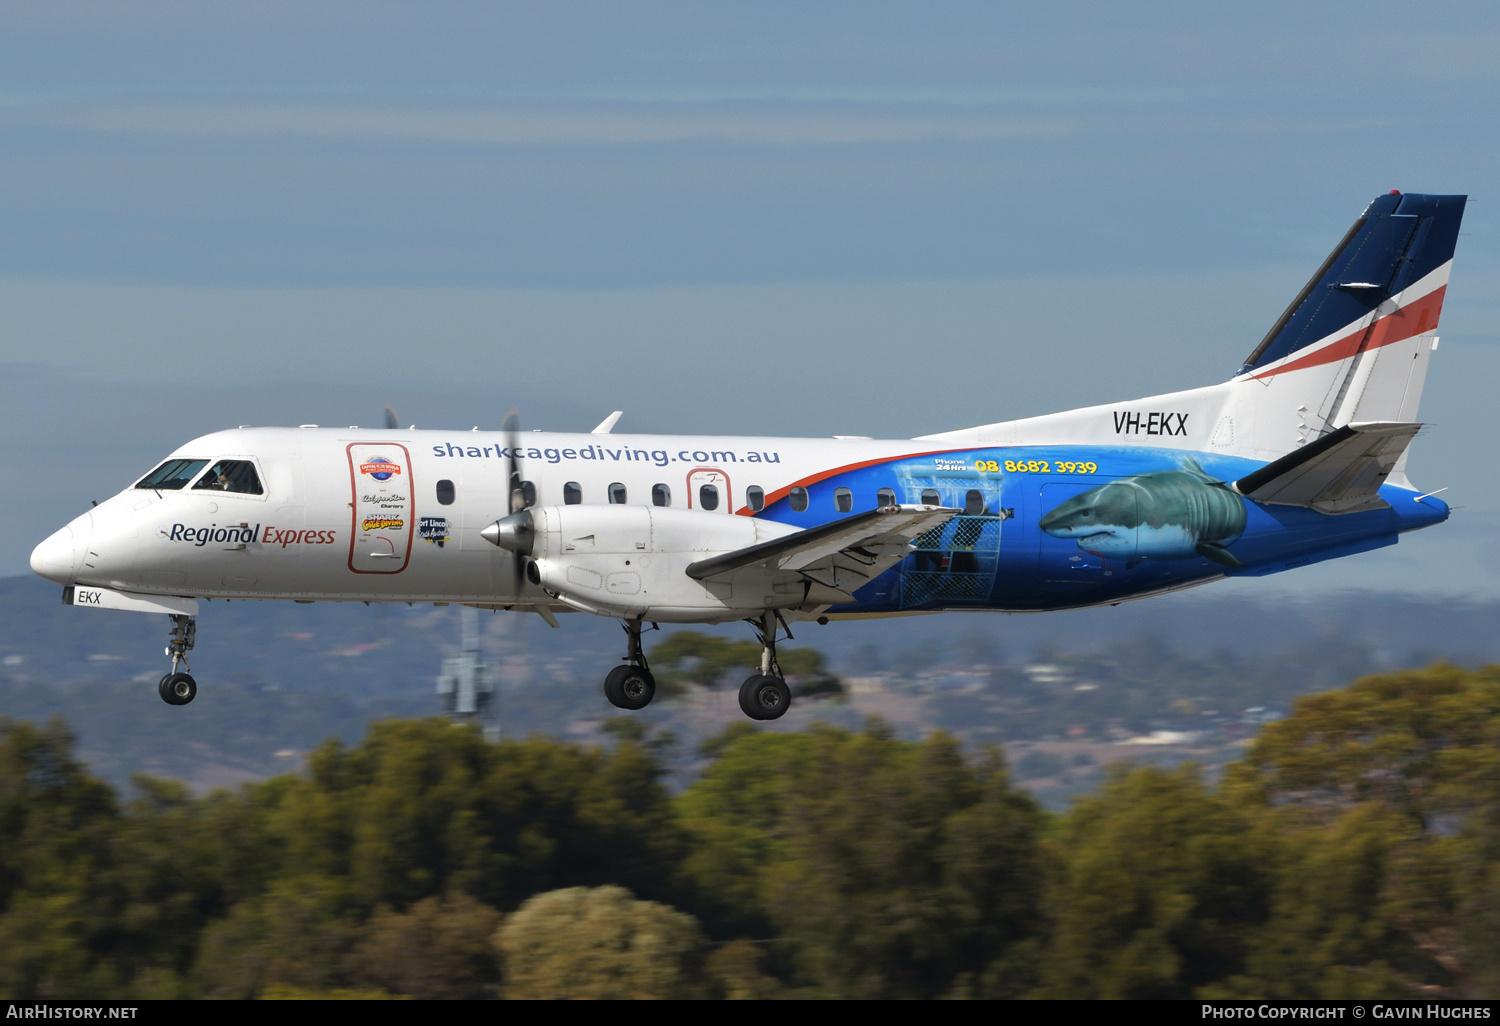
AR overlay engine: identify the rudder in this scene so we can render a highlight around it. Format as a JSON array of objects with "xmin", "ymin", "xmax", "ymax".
[{"xmin": 1237, "ymin": 192, "xmax": 1465, "ymax": 438}]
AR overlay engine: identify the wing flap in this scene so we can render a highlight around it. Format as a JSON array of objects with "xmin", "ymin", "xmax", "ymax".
[
  {"xmin": 685, "ymin": 505, "xmax": 960, "ymax": 584},
  {"xmin": 1234, "ymin": 421, "xmax": 1420, "ymax": 514}
]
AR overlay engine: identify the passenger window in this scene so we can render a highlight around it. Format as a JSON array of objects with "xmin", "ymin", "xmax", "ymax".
[
  {"xmin": 136, "ymin": 459, "xmax": 208, "ymax": 491},
  {"xmin": 790, "ymin": 486, "xmax": 809, "ymax": 513},
  {"xmin": 652, "ymin": 483, "xmax": 671, "ymax": 507},
  {"xmin": 921, "ymin": 488, "xmax": 941, "ymax": 506},
  {"xmin": 609, "ymin": 482, "xmax": 627, "ymax": 504},
  {"xmin": 564, "ymin": 481, "xmax": 582, "ymax": 505},
  {"xmin": 521, "ymin": 481, "xmax": 537, "ymax": 508},
  {"xmin": 965, "ymin": 489, "xmax": 985, "ymax": 515},
  {"xmin": 699, "ymin": 484, "xmax": 720, "ymax": 511},
  {"xmin": 436, "ymin": 479, "xmax": 456, "ymax": 505},
  {"xmin": 191, "ymin": 460, "xmax": 263, "ymax": 495},
  {"xmin": 746, "ymin": 485, "xmax": 765, "ymax": 512},
  {"xmin": 877, "ymin": 487, "xmax": 896, "ymax": 507},
  {"xmin": 834, "ymin": 487, "xmax": 852, "ymax": 513}
]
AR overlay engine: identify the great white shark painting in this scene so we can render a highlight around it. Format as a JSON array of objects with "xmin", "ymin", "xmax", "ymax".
[{"xmin": 1039, "ymin": 460, "xmax": 1248, "ymax": 568}]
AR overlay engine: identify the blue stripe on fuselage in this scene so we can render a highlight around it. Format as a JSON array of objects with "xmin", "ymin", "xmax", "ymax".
[{"xmin": 752, "ymin": 446, "xmax": 1448, "ymax": 614}]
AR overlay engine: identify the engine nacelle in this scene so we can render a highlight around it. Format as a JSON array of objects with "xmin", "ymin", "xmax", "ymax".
[{"xmin": 508, "ymin": 505, "xmax": 807, "ymax": 621}]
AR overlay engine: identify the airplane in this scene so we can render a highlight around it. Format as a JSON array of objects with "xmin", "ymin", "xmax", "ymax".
[{"xmin": 30, "ymin": 190, "xmax": 1466, "ymax": 721}]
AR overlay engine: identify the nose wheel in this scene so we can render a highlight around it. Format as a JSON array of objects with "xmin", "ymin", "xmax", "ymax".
[
  {"xmin": 158, "ymin": 614, "xmax": 199, "ymax": 706},
  {"xmin": 159, "ymin": 672, "xmax": 197, "ymax": 706}
]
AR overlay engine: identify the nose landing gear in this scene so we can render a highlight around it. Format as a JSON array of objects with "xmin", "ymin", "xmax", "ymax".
[{"xmin": 158, "ymin": 614, "xmax": 198, "ymax": 706}]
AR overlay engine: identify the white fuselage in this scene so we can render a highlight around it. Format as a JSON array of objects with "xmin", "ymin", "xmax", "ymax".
[{"xmin": 34, "ymin": 426, "xmax": 939, "ymax": 618}]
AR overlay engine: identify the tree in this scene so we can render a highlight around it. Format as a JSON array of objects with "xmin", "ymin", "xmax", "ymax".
[
  {"xmin": 257, "ymin": 719, "xmax": 686, "ymax": 914},
  {"xmin": 0, "ymin": 719, "xmax": 123, "ymax": 998},
  {"xmin": 191, "ymin": 878, "xmax": 358, "ymax": 999},
  {"xmin": 676, "ymin": 719, "xmax": 1045, "ymax": 998},
  {"xmin": 649, "ymin": 632, "xmax": 761, "ymax": 695},
  {"xmin": 347, "ymin": 893, "xmax": 501, "ymax": 999},
  {"xmin": 1040, "ymin": 764, "xmax": 1272, "ymax": 999},
  {"xmin": 495, "ymin": 886, "xmax": 707, "ymax": 999},
  {"xmin": 649, "ymin": 631, "xmax": 843, "ymax": 698},
  {"xmin": 1218, "ymin": 665, "xmax": 1500, "ymax": 998}
]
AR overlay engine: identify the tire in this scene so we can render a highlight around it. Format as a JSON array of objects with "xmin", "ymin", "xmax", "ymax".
[
  {"xmin": 739, "ymin": 674, "xmax": 790, "ymax": 720},
  {"xmin": 739, "ymin": 674, "xmax": 766, "ymax": 719},
  {"xmin": 161, "ymin": 672, "xmax": 197, "ymax": 706},
  {"xmin": 604, "ymin": 665, "xmax": 655, "ymax": 711},
  {"xmin": 158, "ymin": 674, "xmax": 173, "ymax": 703}
]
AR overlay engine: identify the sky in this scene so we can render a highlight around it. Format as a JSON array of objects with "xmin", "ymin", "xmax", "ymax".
[{"xmin": 3, "ymin": 1, "xmax": 1499, "ymax": 595}]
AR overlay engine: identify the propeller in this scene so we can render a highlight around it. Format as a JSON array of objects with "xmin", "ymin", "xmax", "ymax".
[
  {"xmin": 480, "ymin": 409, "xmax": 534, "ymax": 597},
  {"xmin": 504, "ymin": 409, "xmax": 524, "ymax": 514}
]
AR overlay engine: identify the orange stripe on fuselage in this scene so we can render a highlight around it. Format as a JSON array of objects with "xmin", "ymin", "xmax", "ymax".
[
  {"xmin": 733, "ymin": 448, "xmax": 966, "ymax": 516},
  {"xmin": 1252, "ymin": 285, "xmax": 1445, "ymax": 380}
]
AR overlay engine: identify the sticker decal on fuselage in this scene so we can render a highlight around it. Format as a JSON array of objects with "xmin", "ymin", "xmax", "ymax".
[{"xmin": 347, "ymin": 443, "xmax": 414, "ymax": 574}]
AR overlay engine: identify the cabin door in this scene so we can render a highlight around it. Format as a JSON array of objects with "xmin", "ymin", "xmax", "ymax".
[
  {"xmin": 347, "ymin": 443, "xmax": 415, "ymax": 574},
  {"xmin": 686, "ymin": 468, "xmax": 732, "ymax": 512}
]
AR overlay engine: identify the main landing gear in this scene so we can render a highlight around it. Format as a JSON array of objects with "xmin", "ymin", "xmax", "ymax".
[
  {"xmin": 158, "ymin": 614, "xmax": 198, "ymax": 706},
  {"xmin": 603, "ymin": 618, "xmax": 657, "ymax": 711},
  {"xmin": 600, "ymin": 612, "xmax": 795, "ymax": 721},
  {"xmin": 739, "ymin": 611, "xmax": 792, "ymax": 721}
]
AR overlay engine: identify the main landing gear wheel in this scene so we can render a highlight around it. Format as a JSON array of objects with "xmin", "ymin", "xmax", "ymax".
[
  {"xmin": 739, "ymin": 674, "xmax": 790, "ymax": 720},
  {"xmin": 604, "ymin": 665, "xmax": 656, "ymax": 710},
  {"xmin": 737, "ymin": 610, "xmax": 794, "ymax": 720},
  {"xmin": 159, "ymin": 672, "xmax": 197, "ymax": 706},
  {"xmin": 739, "ymin": 674, "xmax": 790, "ymax": 721},
  {"xmin": 604, "ymin": 617, "xmax": 659, "ymax": 711}
]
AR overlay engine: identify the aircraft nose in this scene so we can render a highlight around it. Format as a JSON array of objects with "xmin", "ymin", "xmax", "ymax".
[{"xmin": 31, "ymin": 514, "xmax": 90, "ymax": 585}]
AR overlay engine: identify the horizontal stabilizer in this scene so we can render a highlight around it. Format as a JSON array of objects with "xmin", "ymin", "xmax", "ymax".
[
  {"xmin": 686, "ymin": 505, "xmax": 960, "ymax": 586},
  {"xmin": 1233, "ymin": 422, "xmax": 1420, "ymax": 514}
]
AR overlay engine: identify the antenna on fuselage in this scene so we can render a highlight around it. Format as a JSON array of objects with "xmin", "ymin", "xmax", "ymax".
[{"xmin": 383, "ymin": 404, "xmax": 400, "ymax": 430}]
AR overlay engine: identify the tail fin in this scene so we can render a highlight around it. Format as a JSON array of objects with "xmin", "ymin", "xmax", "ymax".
[
  {"xmin": 917, "ymin": 192, "xmax": 1465, "ymax": 471},
  {"xmin": 1237, "ymin": 191, "xmax": 1465, "ymax": 436}
]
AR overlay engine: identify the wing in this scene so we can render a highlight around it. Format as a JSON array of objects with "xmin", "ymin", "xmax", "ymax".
[
  {"xmin": 685, "ymin": 505, "xmax": 961, "ymax": 603},
  {"xmin": 1234, "ymin": 421, "xmax": 1421, "ymax": 514}
]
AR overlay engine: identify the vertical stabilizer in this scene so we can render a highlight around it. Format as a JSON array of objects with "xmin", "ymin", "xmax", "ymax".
[
  {"xmin": 1235, "ymin": 192, "xmax": 1465, "ymax": 454},
  {"xmin": 918, "ymin": 192, "xmax": 1465, "ymax": 470}
]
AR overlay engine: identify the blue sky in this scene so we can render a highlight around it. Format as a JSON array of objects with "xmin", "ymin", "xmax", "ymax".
[{"xmin": 4, "ymin": 2, "xmax": 1498, "ymax": 592}]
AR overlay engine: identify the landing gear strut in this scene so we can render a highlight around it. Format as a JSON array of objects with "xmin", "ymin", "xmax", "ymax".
[
  {"xmin": 739, "ymin": 611, "xmax": 792, "ymax": 721},
  {"xmin": 158, "ymin": 614, "xmax": 198, "ymax": 706},
  {"xmin": 603, "ymin": 618, "xmax": 656, "ymax": 711}
]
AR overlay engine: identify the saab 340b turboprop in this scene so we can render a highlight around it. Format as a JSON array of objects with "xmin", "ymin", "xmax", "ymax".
[{"xmin": 31, "ymin": 191, "xmax": 1466, "ymax": 720}]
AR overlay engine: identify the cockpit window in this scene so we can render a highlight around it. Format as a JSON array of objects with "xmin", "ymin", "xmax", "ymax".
[
  {"xmin": 135, "ymin": 459, "xmax": 208, "ymax": 491},
  {"xmin": 191, "ymin": 460, "xmax": 264, "ymax": 495}
]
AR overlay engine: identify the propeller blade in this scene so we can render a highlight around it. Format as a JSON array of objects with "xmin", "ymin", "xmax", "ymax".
[
  {"xmin": 502, "ymin": 408, "xmax": 526, "ymax": 594},
  {"xmin": 504, "ymin": 408, "xmax": 524, "ymax": 514}
]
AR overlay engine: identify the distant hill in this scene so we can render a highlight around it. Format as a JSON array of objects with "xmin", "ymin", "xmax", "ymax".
[{"xmin": 3, "ymin": 573, "xmax": 1497, "ymax": 802}]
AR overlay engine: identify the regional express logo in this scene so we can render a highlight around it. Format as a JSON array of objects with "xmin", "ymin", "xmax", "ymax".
[{"xmin": 359, "ymin": 456, "xmax": 402, "ymax": 481}]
